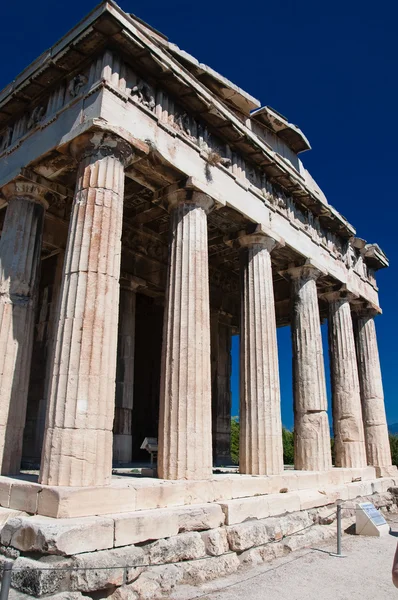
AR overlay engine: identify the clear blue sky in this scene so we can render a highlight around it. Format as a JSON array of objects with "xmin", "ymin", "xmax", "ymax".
[{"xmin": 1, "ymin": 0, "xmax": 397, "ymax": 429}]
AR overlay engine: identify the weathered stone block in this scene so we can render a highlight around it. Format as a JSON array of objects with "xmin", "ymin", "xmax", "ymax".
[
  {"xmin": 226, "ymin": 520, "xmax": 273, "ymax": 552},
  {"xmin": 177, "ymin": 553, "xmax": 240, "ymax": 584},
  {"xmin": 109, "ymin": 585, "xmax": 139, "ymax": 600},
  {"xmin": 146, "ymin": 531, "xmax": 206, "ymax": 565},
  {"xmin": 239, "ymin": 540, "xmax": 285, "ymax": 565},
  {"xmin": 10, "ymin": 482, "xmax": 41, "ymax": 513},
  {"xmin": 70, "ymin": 545, "xmax": 145, "ymax": 591},
  {"xmin": 113, "ymin": 508, "xmax": 178, "ymax": 547},
  {"xmin": 135, "ymin": 482, "xmax": 185, "ymax": 511},
  {"xmin": 0, "ymin": 478, "xmax": 12, "ymax": 508},
  {"xmin": 38, "ymin": 484, "xmax": 137, "ymax": 518},
  {"xmin": 267, "ymin": 492, "xmax": 301, "ymax": 516},
  {"xmin": 201, "ymin": 528, "xmax": 229, "ymax": 556},
  {"xmin": 177, "ymin": 504, "xmax": 224, "ymax": 532},
  {"xmin": 220, "ymin": 496, "xmax": 270, "ymax": 525},
  {"xmin": 11, "ymin": 556, "xmax": 71, "ymax": 596},
  {"xmin": 298, "ymin": 490, "xmax": 334, "ymax": 510},
  {"xmin": 1, "ymin": 515, "xmax": 114, "ymax": 555}
]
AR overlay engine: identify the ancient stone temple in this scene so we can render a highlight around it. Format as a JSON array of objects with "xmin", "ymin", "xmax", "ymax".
[{"xmin": 0, "ymin": 3, "xmax": 396, "ymax": 598}]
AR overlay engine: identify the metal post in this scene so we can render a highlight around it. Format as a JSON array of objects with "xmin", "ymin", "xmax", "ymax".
[
  {"xmin": 336, "ymin": 503, "xmax": 342, "ymax": 556},
  {"xmin": 330, "ymin": 500, "xmax": 346, "ymax": 558},
  {"xmin": 0, "ymin": 561, "xmax": 13, "ymax": 600}
]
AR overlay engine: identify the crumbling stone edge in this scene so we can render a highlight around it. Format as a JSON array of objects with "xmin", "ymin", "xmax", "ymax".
[{"xmin": 0, "ymin": 490, "xmax": 397, "ymax": 600}]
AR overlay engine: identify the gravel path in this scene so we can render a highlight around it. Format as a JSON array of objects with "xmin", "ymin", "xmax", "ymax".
[{"xmin": 173, "ymin": 519, "xmax": 398, "ymax": 600}]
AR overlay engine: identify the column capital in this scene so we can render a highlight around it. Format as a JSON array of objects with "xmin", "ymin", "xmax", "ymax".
[
  {"xmin": 2, "ymin": 179, "xmax": 50, "ymax": 209},
  {"xmin": 321, "ymin": 287, "xmax": 358, "ymax": 304},
  {"xmin": 285, "ymin": 261, "xmax": 326, "ymax": 281},
  {"xmin": 162, "ymin": 184, "xmax": 214, "ymax": 213},
  {"xmin": 70, "ymin": 131, "xmax": 134, "ymax": 167},
  {"xmin": 238, "ymin": 223, "xmax": 284, "ymax": 252},
  {"xmin": 120, "ymin": 274, "xmax": 146, "ymax": 293},
  {"xmin": 351, "ymin": 301, "xmax": 382, "ymax": 319}
]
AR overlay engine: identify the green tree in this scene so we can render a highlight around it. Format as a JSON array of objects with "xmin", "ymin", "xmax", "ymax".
[
  {"xmin": 229, "ymin": 419, "xmax": 295, "ymax": 466},
  {"xmin": 389, "ymin": 434, "xmax": 398, "ymax": 467},
  {"xmin": 282, "ymin": 427, "xmax": 294, "ymax": 465},
  {"xmin": 231, "ymin": 417, "xmax": 240, "ymax": 464}
]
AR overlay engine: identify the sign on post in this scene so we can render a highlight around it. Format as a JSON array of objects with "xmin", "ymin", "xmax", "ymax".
[{"xmin": 356, "ymin": 502, "xmax": 390, "ymax": 536}]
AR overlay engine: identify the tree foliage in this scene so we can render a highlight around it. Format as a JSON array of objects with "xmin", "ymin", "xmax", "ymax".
[
  {"xmin": 231, "ymin": 417, "xmax": 239, "ymax": 464},
  {"xmin": 230, "ymin": 419, "xmax": 295, "ymax": 466},
  {"xmin": 389, "ymin": 434, "xmax": 398, "ymax": 467}
]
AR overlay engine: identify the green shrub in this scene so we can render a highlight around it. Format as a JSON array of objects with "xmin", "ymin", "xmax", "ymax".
[
  {"xmin": 389, "ymin": 434, "xmax": 398, "ymax": 467},
  {"xmin": 230, "ymin": 418, "xmax": 295, "ymax": 466}
]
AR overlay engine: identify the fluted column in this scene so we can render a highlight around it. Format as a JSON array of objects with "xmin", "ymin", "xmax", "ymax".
[
  {"xmin": 353, "ymin": 309, "xmax": 395, "ymax": 476},
  {"xmin": 113, "ymin": 279, "xmax": 138, "ymax": 464},
  {"xmin": 327, "ymin": 293, "xmax": 367, "ymax": 468},
  {"xmin": 0, "ymin": 180, "xmax": 48, "ymax": 474},
  {"xmin": 158, "ymin": 189, "xmax": 213, "ymax": 480},
  {"xmin": 289, "ymin": 265, "xmax": 332, "ymax": 471},
  {"xmin": 239, "ymin": 229, "xmax": 284, "ymax": 475},
  {"xmin": 39, "ymin": 132, "xmax": 133, "ymax": 486},
  {"xmin": 211, "ymin": 311, "xmax": 232, "ymax": 466}
]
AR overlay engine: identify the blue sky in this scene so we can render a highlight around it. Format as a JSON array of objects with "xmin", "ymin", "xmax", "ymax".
[{"xmin": 1, "ymin": 0, "xmax": 397, "ymax": 429}]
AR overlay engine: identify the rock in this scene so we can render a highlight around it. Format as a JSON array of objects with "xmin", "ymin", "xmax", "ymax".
[
  {"xmin": 11, "ymin": 556, "xmax": 71, "ymax": 596},
  {"xmin": 226, "ymin": 520, "xmax": 272, "ymax": 552},
  {"xmin": 129, "ymin": 575, "xmax": 162, "ymax": 600},
  {"xmin": 109, "ymin": 586, "xmax": 139, "ymax": 600},
  {"xmin": 146, "ymin": 531, "xmax": 206, "ymax": 565},
  {"xmin": 239, "ymin": 541, "xmax": 285, "ymax": 566},
  {"xmin": 178, "ymin": 554, "xmax": 240, "ymax": 584},
  {"xmin": 201, "ymin": 528, "xmax": 229, "ymax": 556},
  {"xmin": 48, "ymin": 594, "xmax": 88, "ymax": 600},
  {"xmin": 139, "ymin": 565, "xmax": 182, "ymax": 593},
  {"xmin": 177, "ymin": 504, "xmax": 224, "ymax": 532},
  {"xmin": 70, "ymin": 545, "xmax": 145, "ymax": 591},
  {"xmin": 1, "ymin": 515, "xmax": 114, "ymax": 555},
  {"xmin": 113, "ymin": 509, "xmax": 178, "ymax": 547}
]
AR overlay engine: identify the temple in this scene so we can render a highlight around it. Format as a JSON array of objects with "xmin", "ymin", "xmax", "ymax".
[{"xmin": 0, "ymin": 3, "xmax": 396, "ymax": 597}]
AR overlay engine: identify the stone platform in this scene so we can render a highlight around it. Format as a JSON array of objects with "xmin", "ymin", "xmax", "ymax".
[
  {"xmin": 0, "ymin": 474, "xmax": 396, "ymax": 600},
  {"xmin": 0, "ymin": 467, "xmax": 385, "ymax": 518}
]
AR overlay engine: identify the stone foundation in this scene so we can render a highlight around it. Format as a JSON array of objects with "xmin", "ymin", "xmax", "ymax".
[{"xmin": 0, "ymin": 474, "xmax": 396, "ymax": 600}]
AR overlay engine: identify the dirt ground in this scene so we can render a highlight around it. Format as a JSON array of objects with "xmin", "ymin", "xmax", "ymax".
[{"xmin": 173, "ymin": 517, "xmax": 398, "ymax": 600}]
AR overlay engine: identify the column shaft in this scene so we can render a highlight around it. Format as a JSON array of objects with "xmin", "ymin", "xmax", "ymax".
[
  {"xmin": 158, "ymin": 192, "xmax": 213, "ymax": 480},
  {"xmin": 211, "ymin": 314, "xmax": 232, "ymax": 466},
  {"xmin": 113, "ymin": 285, "xmax": 136, "ymax": 464},
  {"xmin": 40, "ymin": 133, "xmax": 132, "ymax": 486},
  {"xmin": 354, "ymin": 314, "xmax": 394, "ymax": 474},
  {"xmin": 290, "ymin": 267, "xmax": 332, "ymax": 471},
  {"xmin": 0, "ymin": 188, "xmax": 46, "ymax": 473},
  {"xmin": 328, "ymin": 297, "xmax": 367, "ymax": 468},
  {"xmin": 240, "ymin": 234, "xmax": 284, "ymax": 475}
]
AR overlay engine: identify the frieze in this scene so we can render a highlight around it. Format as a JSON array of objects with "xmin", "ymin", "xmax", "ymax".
[
  {"xmin": 27, "ymin": 106, "xmax": 45, "ymax": 130},
  {"xmin": 68, "ymin": 74, "xmax": 88, "ymax": 98},
  {"xmin": 131, "ymin": 80, "xmax": 156, "ymax": 111},
  {"xmin": 0, "ymin": 49, "xmax": 377, "ymax": 289}
]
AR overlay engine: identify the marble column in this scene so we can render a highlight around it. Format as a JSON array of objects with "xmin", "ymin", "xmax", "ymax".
[
  {"xmin": 23, "ymin": 250, "xmax": 64, "ymax": 467},
  {"xmin": 158, "ymin": 189, "xmax": 213, "ymax": 480},
  {"xmin": 353, "ymin": 309, "xmax": 395, "ymax": 476},
  {"xmin": 327, "ymin": 293, "xmax": 367, "ymax": 468},
  {"xmin": 211, "ymin": 312, "xmax": 232, "ymax": 466},
  {"xmin": 289, "ymin": 265, "xmax": 332, "ymax": 471},
  {"xmin": 239, "ymin": 229, "xmax": 284, "ymax": 475},
  {"xmin": 113, "ymin": 280, "xmax": 138, "ymax": 464},
  {"xmin": 39, "ymin": 132, "xmax": 133, "ymax": 487},
  {"xmin": 0, "ymin": 180, "xmax": 48, "ymax": 474}
]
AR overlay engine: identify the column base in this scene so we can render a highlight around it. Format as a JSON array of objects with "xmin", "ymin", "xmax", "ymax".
[
  {"xmin": 0, "ymin": 466, "xmax": 383, "ymax": 518},
  {"xmin": 375, "ymin": 465, "xmax": 398, "ymax": 478}
]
